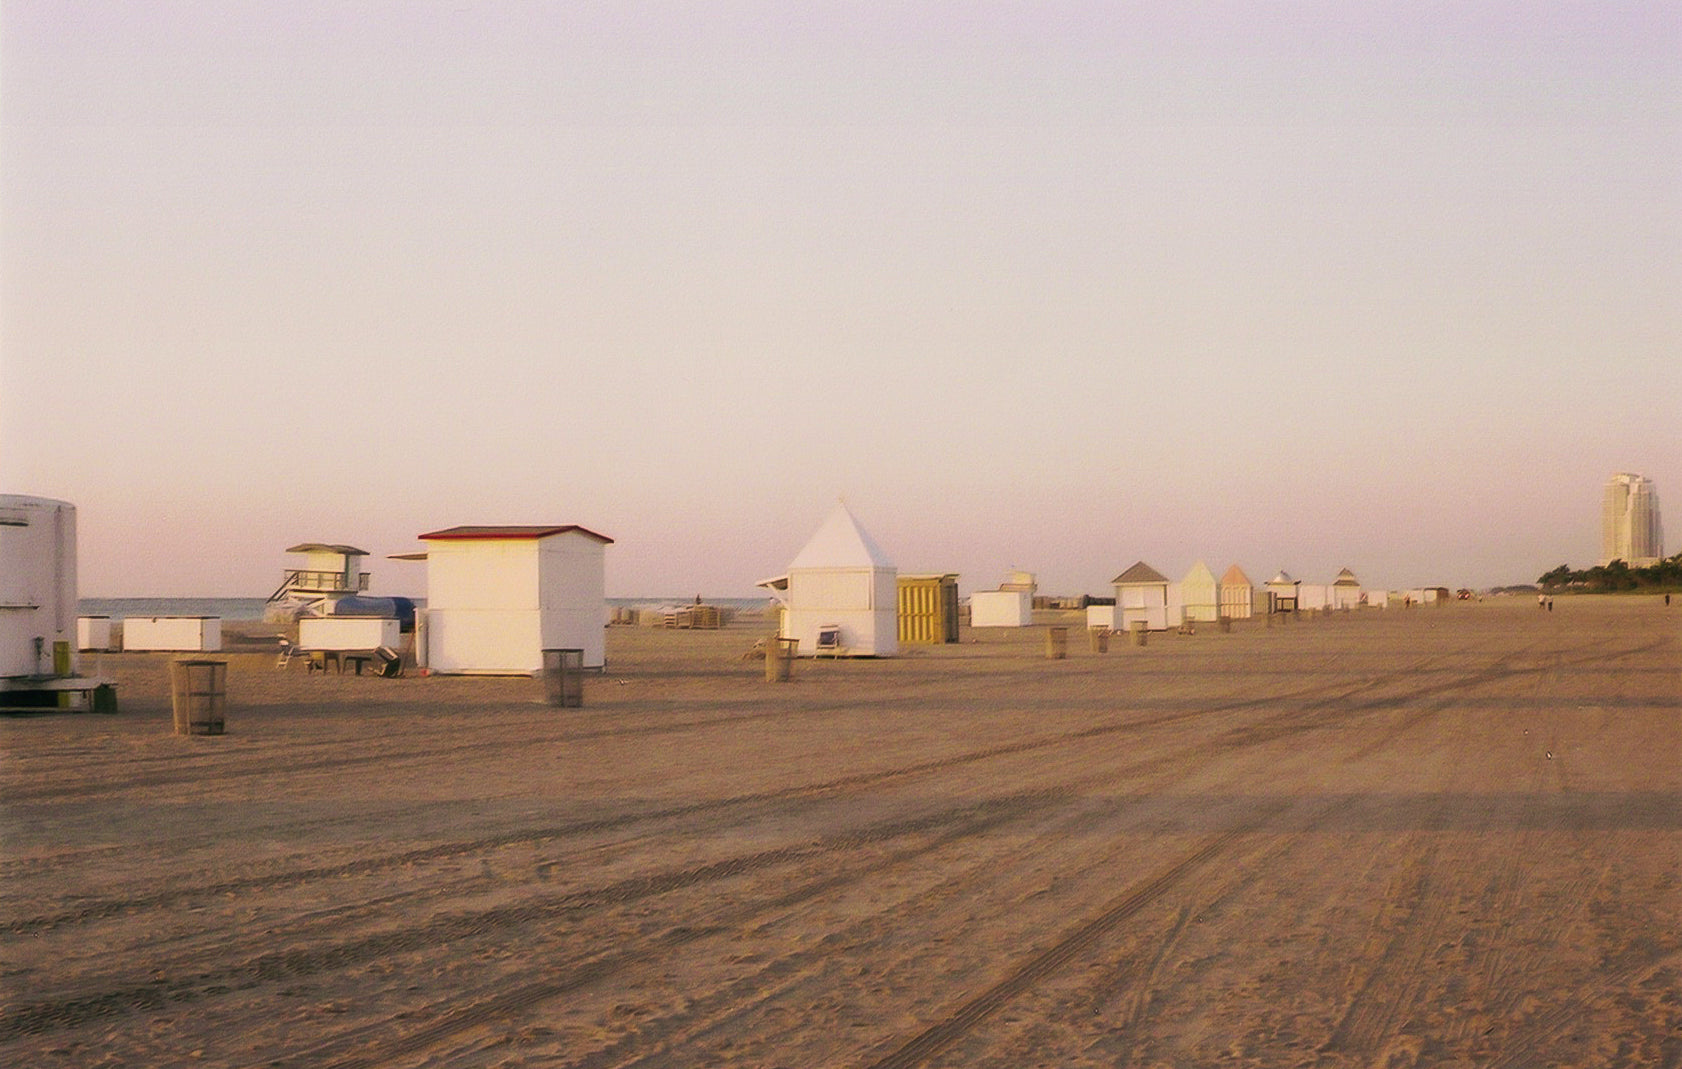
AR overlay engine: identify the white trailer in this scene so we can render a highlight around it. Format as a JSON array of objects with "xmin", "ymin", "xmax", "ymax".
[{"xmin": 0, "ymin": 496, "xmax": 79, "ymax": 678}]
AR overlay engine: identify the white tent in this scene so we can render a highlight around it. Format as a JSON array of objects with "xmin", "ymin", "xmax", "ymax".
[
  {"xmin": 1180, "ymin": 561, "xmax": 1220, "ymax": 622},
  {"xmin": 761, "ymin": 503, "xmax": 897, "ymax": 656},
  {"xmin": 417, "ymin": 524, "xmax": 612, "ymax": 673}
]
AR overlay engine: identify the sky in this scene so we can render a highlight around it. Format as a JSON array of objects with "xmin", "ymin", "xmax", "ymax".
[{"xmin": 3, "ymin": 1, "xmax": 1678, "ymax": 598}]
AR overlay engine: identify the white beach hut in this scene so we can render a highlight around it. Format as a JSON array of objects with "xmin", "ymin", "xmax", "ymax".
[
  {"xmin": 1265, "ymin": 571, "xmax": 1301, "ymax": 613},
  {"xmin": 1113, "ymin": 561, "xmax": 1172, "ymax": 631},
  {"xmin": 1219, "ymin": 565, "xmax": 1256, "ymax": 620},
  {"xmin": 1180, "ymin": 561, "xmax": 1220, "ymax": 623},
  {"xmin": 761, "ymin": 503, "xmax": 897, "ymax": 657},
  {"xmin": 0, "ymin": 495, "xmax": 78, "ymax": 679},
  {"xmin": 417, "ymin": 525, "xmax": 613, "ymax": 673},
  {"xmin": 1332, "ymin": 567, "xmax": 1362, "ymax": 610}
]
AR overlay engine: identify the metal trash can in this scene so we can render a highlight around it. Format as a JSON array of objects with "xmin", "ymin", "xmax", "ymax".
[
  {"xmin": 1045, "ymin": 626, "xmax": 1068, "ymax": 660},
  {"xmin": 765, "ymin": 636, "xmax": 798, "ymax": 682},
  {"xmin": 1088, "ymin": 628, "xmax": 1109, "ymax": 653},
  {"xmin": 1217, "ymin": 616, "xmax": 1232, "ymax": 633},
  {"xmin": 170, "ymin": 659, "xmax": 226, "ymax": 735},
  {"xmin": 1130, "ymin": 622, "xmax": 1148, "ymax": 647},
  {"xmin": 542, "ymin": 648, "xmax": 584, "ymax": 707}
]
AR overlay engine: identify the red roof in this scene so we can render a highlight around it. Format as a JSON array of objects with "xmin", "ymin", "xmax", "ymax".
[{"xmin": 418, "ymin": 525, "xmax": 613, "ymax": 544}]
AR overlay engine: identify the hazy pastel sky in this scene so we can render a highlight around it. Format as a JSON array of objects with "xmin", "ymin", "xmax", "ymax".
[{"xmin": 3, "ymin": 2, "xmax": 1678, "ymax": 597}]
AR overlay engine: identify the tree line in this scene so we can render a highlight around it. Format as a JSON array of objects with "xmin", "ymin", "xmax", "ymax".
[{"xmin": 1538, "ymin": 554, "xmax": 1682, "ymax": 592}]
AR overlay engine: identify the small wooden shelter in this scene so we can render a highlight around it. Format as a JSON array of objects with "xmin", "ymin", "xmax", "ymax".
[
  {"xmin": 1180, "ymin": 561, "xmax": 1220, "ymax": 622},
  {"xmin": 1113, "ymin": 561, "xmax": 1172, "ymax": 631},
  {"xmin": 1331, "ymin": 567, "xmax": 1362, "ymax": 610},
  {"xmin": 1219, "ymin": 564, "xmax": 1255, "ymax": 619},
  {"xmin": 1265, "ymin": 571, "xmax": 1301, "ymax": 613},
  {"xmin": 416, "ymin": 524, "xmax": 612, "ymax": 673},
  {"xmin": 898, "ymin": 573, "xmax": 960, "ymax": 644}
]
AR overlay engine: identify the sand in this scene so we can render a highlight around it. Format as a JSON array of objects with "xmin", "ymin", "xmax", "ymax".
[{"xmin": 2, "ymin": 597, "xmax": 1678, "ymax": 1068}]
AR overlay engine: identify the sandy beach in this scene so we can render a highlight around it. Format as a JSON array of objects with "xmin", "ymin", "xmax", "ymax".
[{"xmin": 2, "ymin": 596, "xmax": 1678, "ymax": 1068}]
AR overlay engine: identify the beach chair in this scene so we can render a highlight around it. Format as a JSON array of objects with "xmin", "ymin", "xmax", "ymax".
[{"xmin": 275, "ymin": 638, "xmax": 303, "ymax": 670}]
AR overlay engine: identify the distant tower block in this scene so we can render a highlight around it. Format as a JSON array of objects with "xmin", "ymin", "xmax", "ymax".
[{"xmin": 1601, "ymin": 473, "xmax": 1664, "ymax": 567}]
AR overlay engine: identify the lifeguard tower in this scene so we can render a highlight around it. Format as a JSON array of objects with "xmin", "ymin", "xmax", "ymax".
[{"xmin": 267, "ymin": 544, "xmax": 371, "ymax": 619}]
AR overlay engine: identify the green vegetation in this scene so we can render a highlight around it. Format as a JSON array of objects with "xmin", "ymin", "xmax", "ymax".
[{"xmin": 1538, "ymin": 554, "xmax": 1682, "ymax": 592}]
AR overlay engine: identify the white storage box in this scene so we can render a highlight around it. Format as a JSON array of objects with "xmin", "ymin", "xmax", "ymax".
[
  {"xmin": 77, "ymin": 616, "xmax": 113, "ymax": 651},
  {"xmin": 123, "ymin": 616, "xmax": 221, "ymax": 652},
  {"xmin": 299, "ymin": 616, "xmax": 400, "ymax": 651}
]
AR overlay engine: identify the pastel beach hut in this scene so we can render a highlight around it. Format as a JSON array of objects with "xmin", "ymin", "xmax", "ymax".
[
  {"xmin": 1113, "ymin": 561, "xmax": 1172, "ymax": 632},
  {"xmin": 1180, "ymin": 561, "xmax": 1221, "ymax": 623},
  {"xmin": 1219, "ymin": 565, "xmax": 1256, "ymax": 620},
  {"xmin": 761, "ymin": 503, "xmax": 898, "ymax": 657}
]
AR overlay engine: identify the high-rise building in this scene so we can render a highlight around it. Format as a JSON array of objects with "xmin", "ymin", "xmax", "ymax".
[{"xmin": 1600, "ymin": 473, "xmax": 1664, "ymax": 567}]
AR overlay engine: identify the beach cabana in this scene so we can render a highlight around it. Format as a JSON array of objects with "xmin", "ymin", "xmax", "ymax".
[
  {"xmin": 762, "ymin": 503, "xmax": 897, "ymax": 657},
  {"xmin": 1180, "ymin": 561, "xmax": 1220, "ymax": 622},
  {"xmin": 1332, "ymin": 567, "xmax": 1362, "ymax": 610},
  {"xmin": 1113, "ymin": 561, "xmax": 1172, "ymax": 631},
  {"xmin": 1219, "ymin": 565, "xmax": 1256, "ymax": 620},
  {"xmin": 898, "ymin": 573, "xmax": 959, "ymax": 645},
  {"xmin": 1265, "ymin": 571, "xmax": 1300, "ymax": 613},
  {"xmin": 416, "ymin": 524, "xmax": 612, "ymax": 673}
]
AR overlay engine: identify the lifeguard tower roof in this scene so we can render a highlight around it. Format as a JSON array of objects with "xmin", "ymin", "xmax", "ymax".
[
  {"xmin": 418, "ymin": 525, "xmax": 613, "ymax": 544},
  {"xmin": 286, "ymin": 543, "xmax": 368, "ymax": 556}
]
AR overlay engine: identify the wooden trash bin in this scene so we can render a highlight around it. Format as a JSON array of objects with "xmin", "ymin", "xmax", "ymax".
[
  {"xmin": 1045, "ymin": 626, "xmax": 1068, "ymax": 660},
  {"xmin": 765, "ymin": 636, "xmax": 798, "ymax": 682},
  {"xmin": 1130, "ymin": 622, "xmax": 1148, "ymax": 647},
  {"xmin": 1088, "ymin": 628, "xmax": 1109, "ymax": 653},
  {"xmin": 170, "ymin": 659, "xmax": 226, "ymax": 736},
  {"xmin": 542, "ymin": 648, "xmax": 585, "ymax": 707}
]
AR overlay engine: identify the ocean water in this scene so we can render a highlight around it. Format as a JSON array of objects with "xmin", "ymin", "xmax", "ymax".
[
  {"xmin": 79, "ymin": 598, "xmax": 275, "ymax": 622},
  {"xmin": 78, "ymin": 596, "xmax": 773, "ymax": 621}
]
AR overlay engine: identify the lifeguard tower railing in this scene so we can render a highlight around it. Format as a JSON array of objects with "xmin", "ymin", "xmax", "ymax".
[{"xmin": 268, "ymin": 569, "xmax": 371, "ymax": 602}]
